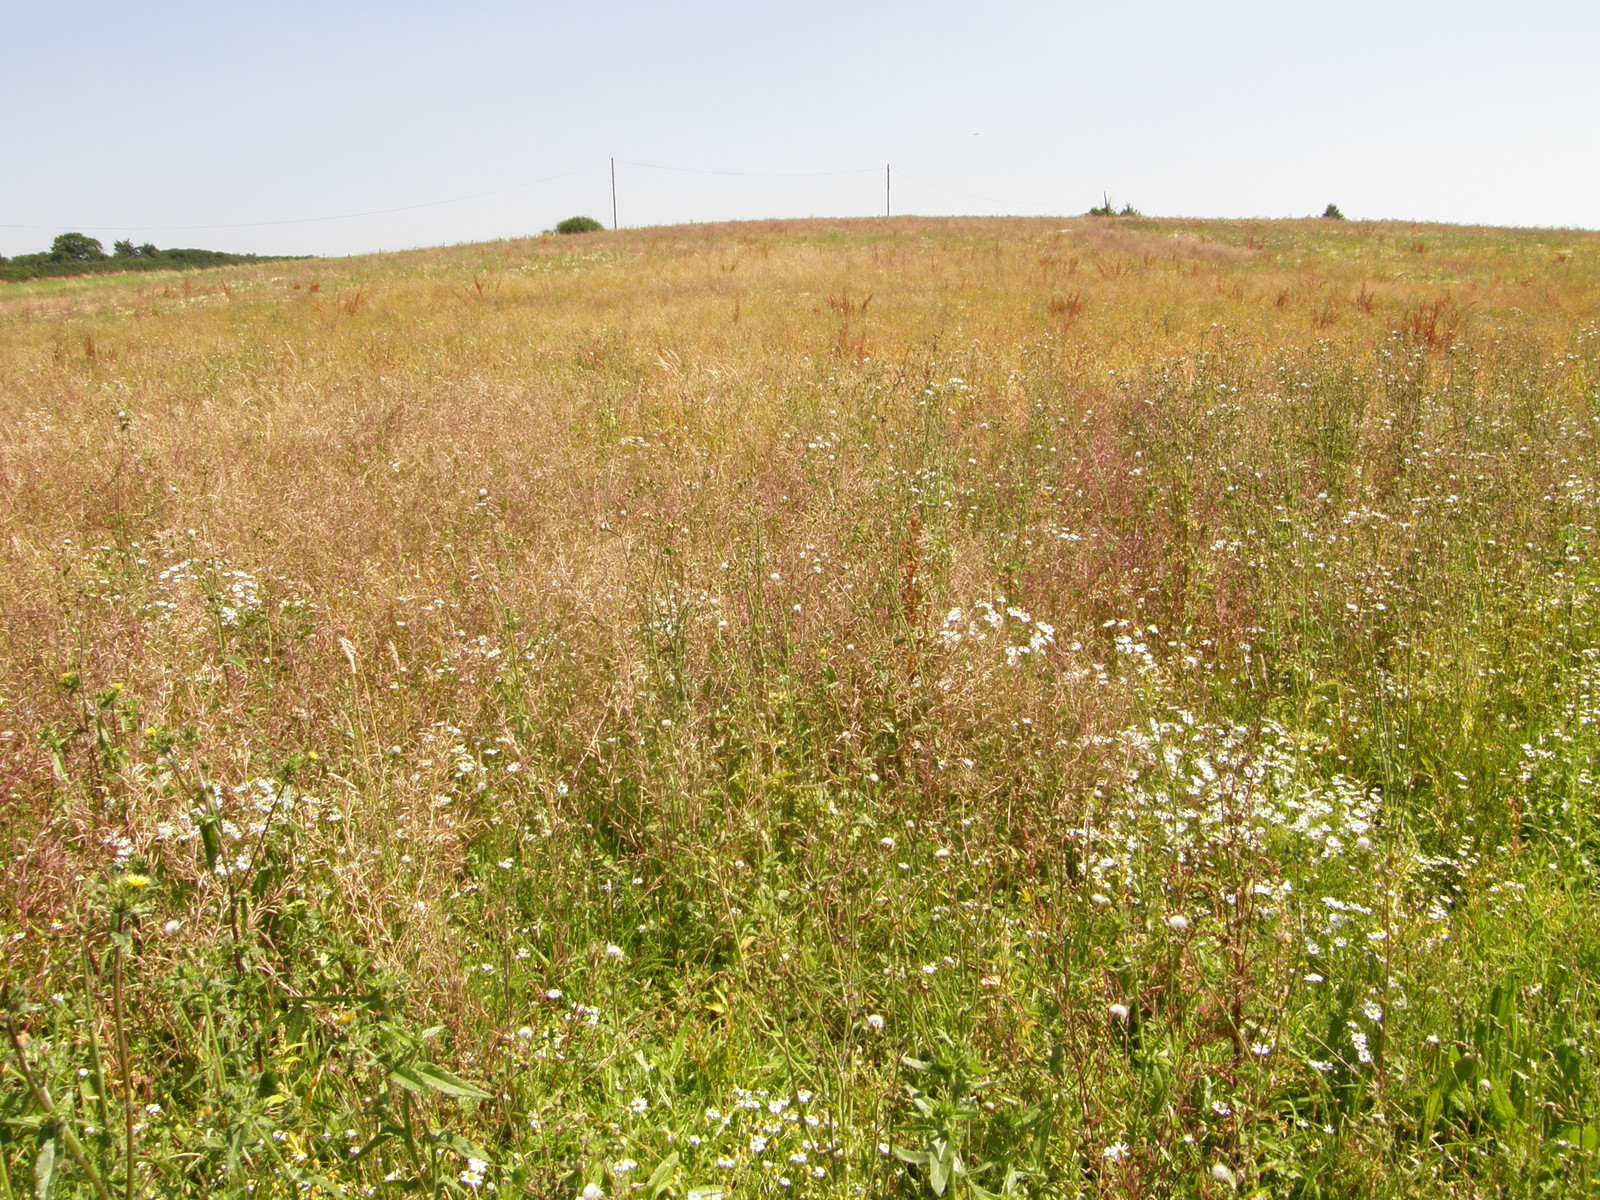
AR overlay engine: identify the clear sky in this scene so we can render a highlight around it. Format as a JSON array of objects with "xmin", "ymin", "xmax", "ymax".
[{"xmin": 3, "ymin": 1, "xmax": 1596, "ymax": 258}]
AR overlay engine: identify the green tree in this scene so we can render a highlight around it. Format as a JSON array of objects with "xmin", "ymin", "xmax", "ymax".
[
  {"xmin": 50, "ymin": 232, "xmax": 106, "ymax": 261},
  {"xmin": 113, "ymin": 239, "xmax": 136, "ymax": 258}
]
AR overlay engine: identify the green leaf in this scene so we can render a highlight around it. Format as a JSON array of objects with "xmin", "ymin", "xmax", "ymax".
[
  {"xmin": 350, "ymin": 1126, "xmax": 406, "ymax": 1163},
  {"xmin": 1423, "ymin": 1084, "xmax": 1445, "ymax": 1131},
  {"xmin": 644, "ymin": 1152, "xmax": 680, "ymax": 1198},
  {"xmin": 1488, "ymin": 1078, "xmax": 1518, "ymax": 1127},
  {"xmin": 414, "ymin": 1061, "xmax": 491, "ymax": 1100},
  {"xmin": 892, "ymin": 1147, "xmax": 931, "ymax": 1168},
  {"xmin": 199, "ymin": 818, "xmax": 221, "ymax": 874},
  {"xmin": 1024, "ymin": 1099, "xmax": 1053, "ymax": 1171},
  {"xmin": 928, "ymin": 1141, "xmax": 954, "ymax": 1196},
  {"xmin": 388, "ymin": 1064, "xmax": 430, "ymax": 1095},
  {"xmin": 33, "ymin": 1134, "xmax": 56, "ymax": 1200},
  {"xmin": 284, "ymin": 1168, "xmax": 347, "ymax": 1196},
  {"xmin": 430, "ymin": 1130, "xmax": 492, "ymax": 1162},
  {"xmin": 1560, "ymin": 1124, "xmax": 1598, "ymax": 1152},
  {"xmin": 1555, "ymin": 1042, "xmax": 1583, "ymax": 1091},
  {"xmin": 388, "ymin": 1062, "xmax": 491, "ymax": 1100},
  {"xmin": 1488, "ymin": 983, "xmax": 1515, "ymax": 1028}
]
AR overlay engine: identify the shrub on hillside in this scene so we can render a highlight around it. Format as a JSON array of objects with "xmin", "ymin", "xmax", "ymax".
[
  {"xmin": 1323, "ymin": 203, "xmax": 1346, "ymax": 219},
  {"xmin": 556, "ymin": 216, "xmax": 604, "ymax": 234}
]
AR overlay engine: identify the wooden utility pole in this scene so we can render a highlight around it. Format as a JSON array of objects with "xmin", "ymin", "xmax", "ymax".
[
  {"xmin": 886, "ymin": 164, "xmax": 891, "ymax": 217},
  {"xmin": 611, "ymin": 158, "xmax": 618, "ymax": 230}
]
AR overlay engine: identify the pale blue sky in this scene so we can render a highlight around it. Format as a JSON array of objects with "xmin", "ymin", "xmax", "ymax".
[{"xmin": 2, "ymin": 1, "xmax": 1595, "ymax": 257}]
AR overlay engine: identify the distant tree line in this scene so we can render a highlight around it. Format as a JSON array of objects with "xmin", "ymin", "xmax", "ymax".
[{"xmin": 0, "ymin": 232, "xmax": 296, "ymax": 282}]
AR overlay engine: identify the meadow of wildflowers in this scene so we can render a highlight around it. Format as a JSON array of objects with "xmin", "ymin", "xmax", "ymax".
[{"xmin": 1, "ymin": 215, "xmax": 1597, "ymax": 1197}]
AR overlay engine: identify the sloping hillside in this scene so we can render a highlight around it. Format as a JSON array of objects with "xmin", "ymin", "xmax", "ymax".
[{"xmin": 1, "ymin": 216, "xmax": 1597, "ymax": 1197}]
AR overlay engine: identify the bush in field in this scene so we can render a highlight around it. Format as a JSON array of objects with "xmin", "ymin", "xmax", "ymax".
[
  {"xmin": 555, "ymin": 215, "xmax": 604, "ymax": 234},
  {"xmin": 1323, "ymin": 202, "xmax": 1346, "ymax": 219}
]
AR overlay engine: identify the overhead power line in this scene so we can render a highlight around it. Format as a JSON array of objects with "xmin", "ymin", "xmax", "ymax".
[
  {"xmin": 617, "ymin": 160, "xmax": 880, "ymax": 179},
  {"xmin": 892, "ymin": 170, "xmax": 1056, "ymax": 212},
  {"xmin": 2, "ymin": 158, "xmax": 1068, "ymax": 240},
  {"xmin": 0, "ymin": 166, "xmax": 598, "ymax": 233}
]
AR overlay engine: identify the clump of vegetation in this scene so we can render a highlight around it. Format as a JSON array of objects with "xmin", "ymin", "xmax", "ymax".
[
  {"xmin": 0, "ymin": 215, "xmax": 1597, "ymax": 1197},
  {"xmin": 1088, "ymin": 193, "xmax": 1140, "ymax": 217},
  {"xmin": 0, "ymin": 231, "xmax": 288, "ymax": 282},
  {"xmin": 555, "ymin": 215, "xmax": 605, "ymax": 234},
  {"xmin": 1324, "ymin": 202, "xmax": 1347, "ymax": 219}
]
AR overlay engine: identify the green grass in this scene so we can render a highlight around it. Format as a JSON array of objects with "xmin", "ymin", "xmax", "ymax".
[{"xmin": 0, "ymin": 215, "xmax": 1597, "ymax": 1198}]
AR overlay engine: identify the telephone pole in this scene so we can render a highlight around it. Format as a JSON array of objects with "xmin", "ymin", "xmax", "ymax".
[{"xmin": 611, "ymin": 158, "xmax": 618, "ymax": 230}]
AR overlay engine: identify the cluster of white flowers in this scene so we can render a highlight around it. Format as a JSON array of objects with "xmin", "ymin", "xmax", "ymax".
[
  {"xmin": 214, "ymin": 569, "xmax": 262, "ymax": 626},
  {"xmin": 1079, "ymin": 715, "xmax": 1395, "ymax": 907},
  {"xmin": 685, "ymin": 1087, "xmax": 841, "ymax": 1185},
  {"xmin": 148, "ymin": 559, "xmax": 281, "ymax": 630},
  {"xmin": 937, "ymin": 601, "xmax": 1055, "ymax": 665}
]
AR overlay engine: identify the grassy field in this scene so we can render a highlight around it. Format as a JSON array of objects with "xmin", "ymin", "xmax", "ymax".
[{"xmin": 2, "ymin": 214, "xmax": 1598, "ymax": 1198}]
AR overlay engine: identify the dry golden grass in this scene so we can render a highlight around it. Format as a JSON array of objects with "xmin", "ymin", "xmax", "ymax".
[{"xmin": 2, "ymin": 215, "xmax": 1598, "ymax": 1198}]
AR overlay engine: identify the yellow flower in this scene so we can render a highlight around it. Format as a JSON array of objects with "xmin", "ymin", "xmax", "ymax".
[
  {"xmin": 122, "ymin": 873, "xmax": 152, "ymax": 890},
  {"xmin": 306, "ymin": 750, "xmax": 320, "ymax": 761}
]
